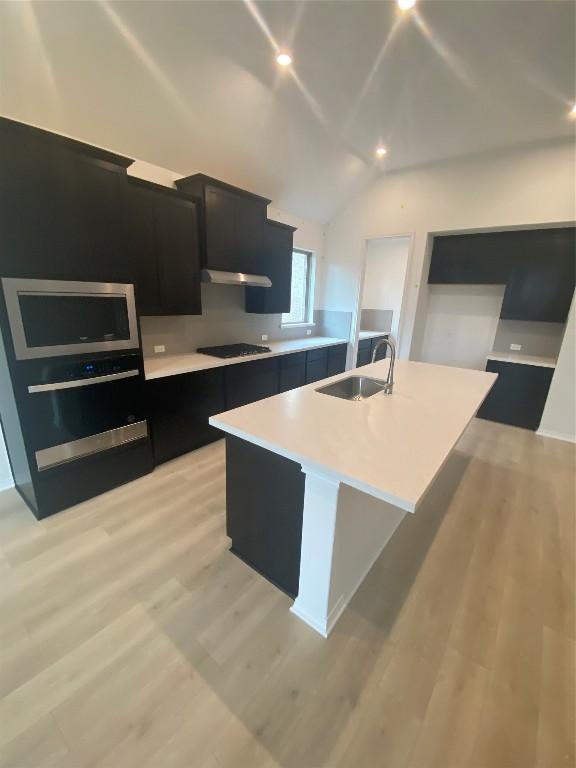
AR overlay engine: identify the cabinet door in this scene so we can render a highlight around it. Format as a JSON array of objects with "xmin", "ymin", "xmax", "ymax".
[
  {"xmin": 155, "ymin": 194, "xmax": 202, "ymax": 315},
  {"xmin": 245, "ymin": 220, "xmax": 294, "ymax": 314},
  {"xmin": 146, "ymin": 369, "xmax": 225, "ymax": 465},
  {"xmin": 327, "ymin": 344, "xmax": 347, "ymax": 377},
  {"xmin": 279, "ymin": 352, "xmax": 306, "ymax": 392},
  {"xmin": 429, "ymin": 231, "xmax": 513, "ymax": 285},
  {"xmin": 225, "ymin": 357, "xmax": 280, "ymax": 410},
  {"xmin": 500, "ymin": 229, "xmax": 575, "ymax": 323},
  {"xmin": 125, "ymin": 183, "xmax": 162, "ymax": 315},
  {"xmin": 305, "ymin": 348, "xmax": 328, "ymax": 383},
  {"xmin": 0, "ymin": 136, "xmax": 127, "ymax": 282},
  {"xmin": 204, "ymin": 185, "xmax": 237, "ymax": 271},
  {"xmin": 356, "ymin": 339, "xmax": 372, "ymax": 367},
  {"xmin": 235, "ymin": 195, "xmax": 266, "ymax": 276},
  {"xmin": 476, "ymin": 360, "xmax": 554, "ymax": 430}
]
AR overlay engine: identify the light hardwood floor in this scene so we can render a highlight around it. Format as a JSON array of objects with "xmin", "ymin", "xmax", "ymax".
[{"xmin": 0, "ymin": 418, "xmax": 574, "ymax": 768}]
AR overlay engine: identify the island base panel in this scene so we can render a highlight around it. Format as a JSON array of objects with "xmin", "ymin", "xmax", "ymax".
[
  {"xmin": 292, "ymin": 472, "xmax": 407, "ymax": 637},
  {"xmin": 225, "ymin": 435, "xmax": 305, "ymax": 598}
]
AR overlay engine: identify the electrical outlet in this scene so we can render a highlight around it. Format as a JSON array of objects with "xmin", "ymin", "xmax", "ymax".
[
  {"xmin": 510, "ymin": 343, "xmax": 522, "ymax": 351},
  {"xmin": 261, "ymin": 334, "xmax": 269, "ymax": 342},
  {"xmin": 153, "ymin": 345, "xmax": 166, "ymax": 354},
  {"xmin": 306, "ymin": 329, "xmax": 312, "ymax": 336}
]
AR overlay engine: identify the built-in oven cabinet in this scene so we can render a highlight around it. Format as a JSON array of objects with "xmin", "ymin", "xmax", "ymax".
[
  {"xmin": 125, "ymin": 178, "xmax": 202, "ymax": 316},
  {"xmin": 3, "ymin": 350, "xmax": 153, "ymax": 519},
  {"xmin": 0, "ymin": 116, "xmax": 133, "ymax": 284}
]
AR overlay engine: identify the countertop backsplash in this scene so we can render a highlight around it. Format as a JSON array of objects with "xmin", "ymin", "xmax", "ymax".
[{"xmin": 140, "ymin": 284, "xmax": 352, "ymax": 356}]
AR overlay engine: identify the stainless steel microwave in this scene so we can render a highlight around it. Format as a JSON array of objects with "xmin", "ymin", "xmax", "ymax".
[{"xmin": 1, "ymin": 278, "xmax": 139, "ymax": 360}]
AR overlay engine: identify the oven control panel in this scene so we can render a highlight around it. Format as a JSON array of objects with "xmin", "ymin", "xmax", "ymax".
[{"xmin": 35, "ymin": 353, "xmax": 141, "ymax": 385}]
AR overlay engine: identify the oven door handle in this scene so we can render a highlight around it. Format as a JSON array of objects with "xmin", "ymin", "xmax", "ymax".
[{"xmin": 28, "ymin": 369, "xmax": 140, "ymax": 394}]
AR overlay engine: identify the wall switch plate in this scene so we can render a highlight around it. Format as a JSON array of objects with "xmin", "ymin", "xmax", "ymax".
[
  {"xmin": 261, "ymin": 334, "xmax": 269, "ymax": 341},
  {"xmin": 510, "ymin": 343, "xmax": 522, "ymax": 351},
  {"xmin": 306, "ymin": 329, "xmax": 312, "ymax": 336},
  {"xmin": 153, "ymin": 345, "xmax": 166, "ymax": 354}
]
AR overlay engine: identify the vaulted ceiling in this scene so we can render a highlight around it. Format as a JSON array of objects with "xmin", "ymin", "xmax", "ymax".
[{"xmin": 1, "ymin": 1, "xmax": 574, "ymax": 221}]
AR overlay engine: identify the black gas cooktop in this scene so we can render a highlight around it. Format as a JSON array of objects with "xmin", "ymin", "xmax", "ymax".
[{"xmin": 197, "ymin": 343, "xmax": 272, "ymax": 359}]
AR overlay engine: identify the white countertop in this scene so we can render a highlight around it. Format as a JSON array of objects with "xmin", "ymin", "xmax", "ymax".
[
  {"xmin": 486, "ymin": 351, "xmax": 557, "ymax": 368},
  {"xmin": 359, "ymin": 330, "xmax": 389, "ymax": 340},
  {"xmin": 210, "ymin": 359, "xmax": 497, "ymax": 512},
  {"xmin": 144, "ymin": 336, "xmax": 348, "ymax": 380}
]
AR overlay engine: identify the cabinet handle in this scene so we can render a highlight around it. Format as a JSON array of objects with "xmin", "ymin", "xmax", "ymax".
[{"xmin": 28, "ymin": 369, "xmax": 139, "ymax": 394}]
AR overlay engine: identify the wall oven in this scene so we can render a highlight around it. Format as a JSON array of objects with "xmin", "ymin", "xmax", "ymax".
[{"xmin": 1, "ymin": 277, "xmax": 139, "ymax": 360}]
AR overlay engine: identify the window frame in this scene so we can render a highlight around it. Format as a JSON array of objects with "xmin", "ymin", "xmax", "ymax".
[{"xmin": 281, "ymin": 248, "xmax": 315, "ymax": 327}]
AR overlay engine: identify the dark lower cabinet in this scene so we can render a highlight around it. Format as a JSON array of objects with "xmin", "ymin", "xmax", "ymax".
[
  {"xmin": 371, "ymin": 335, "xmax": 389, "ymax": 361},
  {"xmin": 225, "ymin": 357, "xmax": 280, "ymax": 410},
  {"xmin": 146, "ymin": 368, "xmax": 225, "ymax": 464},
  {"xmin": 476, "ymin": 360, "xmax": 554, "ymax": 431},
  {"xmin": 226, "ymin": 436, "xmax": 305, "ymax": 597},
  {"xmin": 279, "ymin": 352, "xmax": 306, "ymax": 392},
  {"xmin": 356, "ymin": 338, "xmax": 372, "ymax": 367},
  {"xmin": 305, "ymin": 347, "xmax": 328, "ymax": 383},
  {"xmin": 327, "ymin": 344, "xmax": 347, "ymax": 376}
]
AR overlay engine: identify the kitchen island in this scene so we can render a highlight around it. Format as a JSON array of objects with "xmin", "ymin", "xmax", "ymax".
[{"xmin": 210, "ymin": 359, "xmax": 496, "ymax": 636}]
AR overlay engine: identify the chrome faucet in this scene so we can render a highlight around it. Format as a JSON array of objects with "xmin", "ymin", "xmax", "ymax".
[{"xmin": 371, "ymin": 337, "xmax": 396, "ymax": 394}]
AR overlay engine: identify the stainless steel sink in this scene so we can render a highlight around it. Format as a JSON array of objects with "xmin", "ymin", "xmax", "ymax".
[{"xmin": 315, "ymin": 375, "xmax": 388, "ymax": 401}]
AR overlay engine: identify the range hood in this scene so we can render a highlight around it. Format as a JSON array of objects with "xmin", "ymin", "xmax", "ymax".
[{"xmin": 201, "ymin": 269, "xmax": 272, "ymax": 288}]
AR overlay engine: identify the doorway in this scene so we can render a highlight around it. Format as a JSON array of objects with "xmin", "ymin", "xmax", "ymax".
[{"xmin": 353, "ymin": 235, "xmax": 412, "ymax": 362}]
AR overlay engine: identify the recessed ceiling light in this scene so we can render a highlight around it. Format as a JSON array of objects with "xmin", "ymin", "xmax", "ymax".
[
  {"xmin": 276, "ymin": 52, "xmax": 293, "ymax": 67},
  {"xmin": 397, "ymin": 0, "xmax": 416, "ymax": 9},
  {"xmin": 569, "ymin": 104, "xmax": 576, "ymax": 119},
  {"xmin": 376, "ymin": 146, "xmax": 388, "ymax": 158}
]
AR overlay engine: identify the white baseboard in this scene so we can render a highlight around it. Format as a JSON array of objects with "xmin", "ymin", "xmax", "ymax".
[{"xmin": 536, "ymin": 428, "xmax": 576, "ymax": 444}]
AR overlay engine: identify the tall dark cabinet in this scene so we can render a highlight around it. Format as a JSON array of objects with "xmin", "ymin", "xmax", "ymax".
[{"xmin": 125, "ymin": 178, "xmax": 202, "ymax": 315}]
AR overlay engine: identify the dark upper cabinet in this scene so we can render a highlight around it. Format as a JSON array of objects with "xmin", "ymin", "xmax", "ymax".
[
  {"xmin": 477, "ymin": 360, "xmax": 554, "ymax": 431},
  {"xmin": 499, "ymin": 228, "xmax": 575, "ymax": 323},
  {"xmin": 0, "ymin": 117, "xmax": 132, "ymax": 283},
  {"xmin": 126, "ymin": 178, "xmax": 201, "ymax": 316},
  {"xmin": 429, "ymin": 231, "xmax": 514, "ymax": 285},
  {"xmin": 175, "ymin": 174, "xmax": 270, "ymax": 275},
  {"xmin": 146, "ymin": 368, "xmax": 225, "ymax": 465},
  {"xmin": 245, "ymin": 220, "xmax": 296, "ymax": 314},
  {"xmin": 225, "ymin": 357, "xmax": 280, "ymax": 410}
]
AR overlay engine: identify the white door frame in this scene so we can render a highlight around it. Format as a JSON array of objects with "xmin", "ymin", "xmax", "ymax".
[{"xmin": 350, "ymin": 232, "xmax": 416, "ymax": 364}]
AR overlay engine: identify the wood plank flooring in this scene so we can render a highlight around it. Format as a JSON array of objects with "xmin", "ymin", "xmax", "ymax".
[{"xmin": 0, "ymin": 418, "xmax": 573, "ymax": 768}]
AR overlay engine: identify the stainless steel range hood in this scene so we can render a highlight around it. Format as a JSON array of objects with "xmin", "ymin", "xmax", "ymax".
[{"xmin": 201, "ymin": 269, "xmax": 272, "ymax": 288}]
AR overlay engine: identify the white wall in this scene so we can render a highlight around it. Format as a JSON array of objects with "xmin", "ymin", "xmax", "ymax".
[
  {"xmin": 539, "ymin": 297, "xmax": 576, "ymax": 442},
  {"xmin": 362, "ymin": 236, "xmax": 410, "ymax": 343},
  {"xmin": 320, "ymin": 139, "xmax": 576, "ymax": 360},
  {"xmin": 420, "ymin": 285, "xmax": 505, "ymax": 370}
]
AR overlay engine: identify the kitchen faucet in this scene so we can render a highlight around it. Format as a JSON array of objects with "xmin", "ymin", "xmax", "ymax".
[{"xmin": 371, "ymin": 337, "xmax": 396, "ymax": 394}]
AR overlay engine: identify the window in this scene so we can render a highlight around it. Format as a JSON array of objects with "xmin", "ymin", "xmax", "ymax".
[{"xmin": 282, "ymin": 249, "xmax": 314, "ymax": 325}]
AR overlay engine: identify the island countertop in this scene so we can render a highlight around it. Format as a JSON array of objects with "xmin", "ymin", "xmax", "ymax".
[{"xmin": 210, "ymin": 359, "xmax": 497, "ymax": 512}]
